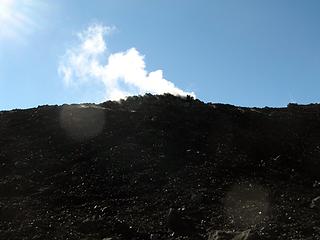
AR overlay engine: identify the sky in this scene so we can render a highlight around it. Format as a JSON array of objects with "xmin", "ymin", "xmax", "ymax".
[{"xmin": 1, "ymin": 0, "xmax": 320, "ymax": 110}]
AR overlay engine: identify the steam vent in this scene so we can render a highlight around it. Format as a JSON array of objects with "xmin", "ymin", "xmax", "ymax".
[{"xmin": 1, "ymin": 94, "xmax": 320, "ymax": 239}]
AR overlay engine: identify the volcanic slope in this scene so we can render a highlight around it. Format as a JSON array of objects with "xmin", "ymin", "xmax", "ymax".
[{"xmin": 1, "ymin": 94, "xmax": 320, "ymax": 239}]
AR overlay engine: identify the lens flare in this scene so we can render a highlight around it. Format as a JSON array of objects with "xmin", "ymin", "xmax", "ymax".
[
  {"xmin": 59, "ymin": 104, "xmax": 105, "ymax": 141},
  {"xmin": 224, "ymin": 182, "xmax": 269, "ymax": 228}
]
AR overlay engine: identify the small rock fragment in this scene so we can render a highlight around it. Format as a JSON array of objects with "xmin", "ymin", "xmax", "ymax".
[
  {"xmin": 310, "ymin": 196, "xmax": 320, "ymax": 208},
  {"xmin": 208, "ymin": 229, "xmax": 251, "ymax": 240},
  {"xmin": 150, "ymin": 233, "xmax": 160, "ymax": 240}
]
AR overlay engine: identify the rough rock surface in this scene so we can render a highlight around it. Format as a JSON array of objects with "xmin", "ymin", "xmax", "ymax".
[{"xmin": 1, "ymin": 94, "xmax": 320, "ymax": 239}]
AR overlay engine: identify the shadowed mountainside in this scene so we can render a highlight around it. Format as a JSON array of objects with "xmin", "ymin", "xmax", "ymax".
[{"xmin": 1, "ymin": 94, "xmax": 320, "ymax": 239}]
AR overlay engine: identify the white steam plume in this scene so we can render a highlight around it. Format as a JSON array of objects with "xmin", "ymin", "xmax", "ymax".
[{"xmin": 58, "ymin": 24, "xmax": 195, "ymax": 101}]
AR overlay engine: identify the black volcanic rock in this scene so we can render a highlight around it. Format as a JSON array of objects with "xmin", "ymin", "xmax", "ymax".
[
  {"xmin": 0, "ymin": 94, "xmax": 320, "ymax": 239},
  {"xmin": 167, "ymin": 208, "xmax": 195, "ymax": 234}
]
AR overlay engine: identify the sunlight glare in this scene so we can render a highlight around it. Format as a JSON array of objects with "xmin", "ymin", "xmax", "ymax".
[{"xmin": 0, "ymin": 0, "xmax": 38, "ymax": 41}]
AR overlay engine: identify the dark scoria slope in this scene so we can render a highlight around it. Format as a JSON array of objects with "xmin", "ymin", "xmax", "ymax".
[{"xmin": 1, "ymin": 94, "xmax": 320, "ymax": 239}]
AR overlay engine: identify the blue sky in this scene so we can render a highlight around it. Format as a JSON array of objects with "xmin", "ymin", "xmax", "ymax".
[{"xmin": 1, "ymin": 0, "xmax": 320, "ymax": 110}]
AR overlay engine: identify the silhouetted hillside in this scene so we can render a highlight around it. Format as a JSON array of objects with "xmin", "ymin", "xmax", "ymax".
[{"xmin": 1, "ymin": 94, "xmax": 320, "ymax": 239}]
